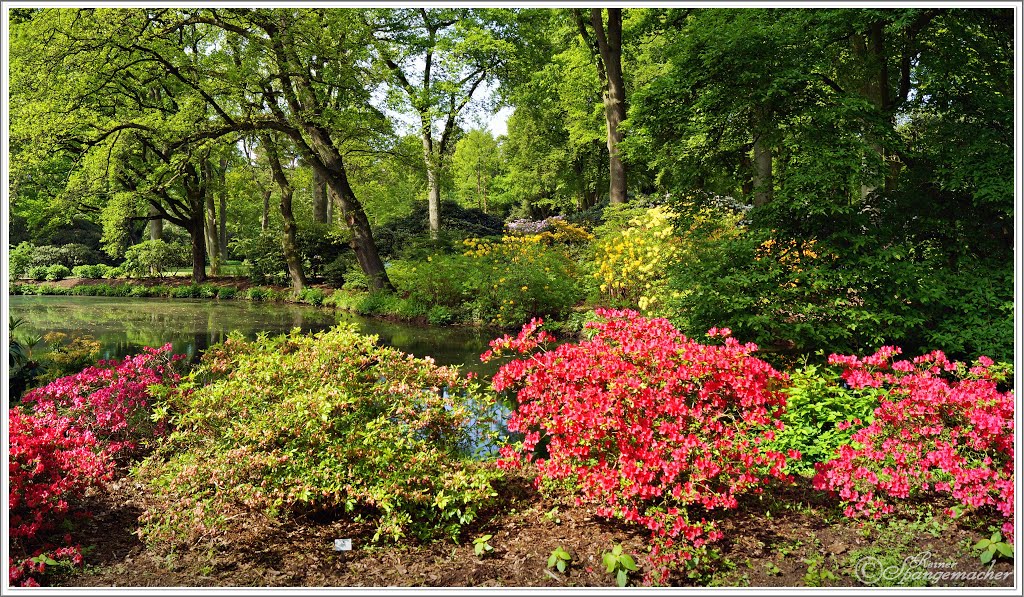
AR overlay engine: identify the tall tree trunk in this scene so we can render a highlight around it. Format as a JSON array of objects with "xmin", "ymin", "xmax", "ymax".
[
  {"xmin": 420, "ymin": 126, "xmax": 441, "ymax": 240},
  {"xmin": 261, "ymin": 189, "xmax": 271, "ymax": 231},
  {"xmin": 148, "ymin": 203, "xmax": 163, "ymax": 241},
  {"xmin": 203, "ymin": 167, "xmax": 221, "ymax": 277},
  {"xmin": 186, "ymin": 190, "xmax": 207, "ymax": 283},
  {"xmin": 312, "ymin": 168, "xmax": 329, "ymax": 224},
  {"xmin": 752, "ymin": 109, "xmax": 773, "ymax": 207},
  {"xmin": 218, "ymin": 158, "xmax": 228, "ymax": 262},
  {"xmin": 261, "ymin": 134, "xmax": 306, "ymax": 295},
  {"xmin": 584, "ymin": 8, "xmax": 628, "ymax": 205},
  {"xmin": 148, "ymin": 203, "xmax": 163, "ymax": 276}
]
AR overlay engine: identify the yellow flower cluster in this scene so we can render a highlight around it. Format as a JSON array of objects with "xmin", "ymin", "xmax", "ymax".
[{"xmin": 593, "ymin": 206, "xmax": 681, "ymax": 314}]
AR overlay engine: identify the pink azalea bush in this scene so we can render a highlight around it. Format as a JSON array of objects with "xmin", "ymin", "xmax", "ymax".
[
  {"xmin": 484, "ymin": 309, "xmax": 797, "ymax": 584},
  {"xmin": 9, "ymin": 345, "xmax": 183, "ymax": 586},
  {"xmin": 813, "ymin": 347, "xmax": 1014, "ymax": 540}
]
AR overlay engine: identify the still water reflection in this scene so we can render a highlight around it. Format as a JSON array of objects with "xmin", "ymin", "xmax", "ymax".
[{"xmin": 7, "ymin": 295, "xmax": 502, "ymax": 376}]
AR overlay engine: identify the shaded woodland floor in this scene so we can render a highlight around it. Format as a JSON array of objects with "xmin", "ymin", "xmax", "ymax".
[{"xmin": 51, "ymin": 472, "xmax": 1014, "ymax": 589}]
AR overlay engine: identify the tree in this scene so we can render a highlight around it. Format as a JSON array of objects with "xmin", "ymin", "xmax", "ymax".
[
  {"xmin": 573, "ymin": 8, "xmax": 628, "ymax": 205},
  {"xmin": 369, "ymin": 8, "xmax": 517, "ymax": 238},
  {"xmin": 11, "ymin": 8, "xmax": 397, "ymax": 289},
  {"xmin": 451, "ymin": 129, "xmax": 500, "ymax": 213},
  {"xmin": 259, "ymin": 133, "xmax": 307, "ymax": 295}
]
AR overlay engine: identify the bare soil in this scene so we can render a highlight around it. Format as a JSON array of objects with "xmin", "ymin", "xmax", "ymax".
[{"xmin": 49, "ymin": 472, "xmax": 1013, "ymax": 589}]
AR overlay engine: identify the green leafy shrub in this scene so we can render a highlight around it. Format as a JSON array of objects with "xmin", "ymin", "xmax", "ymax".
[
  {"xmin": 28, "ymin": 266, "xmax": 48, "ymax": 281},
  {"xmin": 234, "ymin": 232, "xmax": 287, "ymax": 285},
  {"xmin": 767, "ymin": 363, "xmax": 884, "ymax": 476},
  {"xmin": 104, "ymin": 266, "xmax": 125, "ymax": 279},
  {"xmin": 374, "ymin": 200, "xmax": 504, "ymax": 260},
  {"xmin": 170, "ymin": 285, "xmax": 198, "ymax": 299},
  {"xmin": 217, "ymin": 287, "xmax": 237, "ymax": 300},
  {"xmin": 9, "ymin": 242, "xmax": 35, "ymax": 280},
  {"xmin": 298, "ymin": 288, "xmax": 326, "ymax": 307},
  {"xmin": 123, "ymin": 240, "xmax": 180, "ymax": 278},
  {"xmin": 71, "ymin": 264, "xmax": 110, "ymax": 279},
  {"xmin": 427, "ymin": 305, "xmax": 457, "ymax": 326},
  {"xmin": 460, "ymin": 236, "xmax": 582, "ymax": 328},
  {"xmin": 245, "ymin": 287, "xmax": 271, "ymax": 302},
  {"xmin": 296, "ymin": 224, "xmax": 351, "ymax": 282},
  {"xmin": 44, "ymin": 265, "xmax": 71, "ymax": 281},
  {"xmin": 29, "ymin": 245, "xmax": 63, "ymax": 268},
  {"xmin": 56, "ymin": 243, "xmax": 97, "ymax": 268},
  {"xmin": 134, "ymin": 327, "xmax": 502, "ymax": 547},
  {"xmin": 322, "ymin": 255, "xmax": 353, "ymax": 287}
]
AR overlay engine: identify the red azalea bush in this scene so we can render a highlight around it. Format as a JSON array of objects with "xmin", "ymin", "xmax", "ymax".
[
  {"xmin": 483, "ymin": 309, "xmax": 796, "ymax": 584},
  {"xmin": 9, "ymin": 344, "xmax": 184, "ymax": 586},
  {"xmin": 8, "ymin": 409, "xmax": 110, "ymax": 586},
  {"xmin": 812, "ymin": 347, "xmax": 1014, "ymax": 540},
  {"xmin": 21, "ymin": 345, "xmax": 184, "ymax": 457}
]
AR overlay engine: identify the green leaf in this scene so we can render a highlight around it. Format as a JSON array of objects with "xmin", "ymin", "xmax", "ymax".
[
  {"xmin": 603, "ymin": 553, "xmax": 616, "ymax": 573},
  {"xmin": 556, "ymin": 559, "xmax": 566, "ymax": 573},
  {"xmin": 995, "ymin": 543, "xmax": 1013, "ymax": 558},
  {"xmin": 548, "ymin": 554, "xmax": 558, "ymax": 568},
  {"xmin": 980, "ymin": 549, "xmax": 994, "ymax": 564},
  {"xmin": 620, "ymin": 554, "xmax": 638, "ymax": 571},
  {"xmin": 975, "ymin": 539, "xmax": 992, "ymax": 550},
  {"xmin": 612, "ymin": 544, "xmax": 623, "ymax": 556},
  {"xmin": 991, "ymin": 531, "xmax": 1001, "ymax": 543},
  {"xmin": 616, "ymin": 568, "xmax": 628, "ymax": 587}
]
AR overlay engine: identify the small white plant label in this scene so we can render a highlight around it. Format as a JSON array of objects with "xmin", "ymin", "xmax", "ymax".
[{"xmin": 334, "ymin": 538, "xmax": 352, "ymax": 551}]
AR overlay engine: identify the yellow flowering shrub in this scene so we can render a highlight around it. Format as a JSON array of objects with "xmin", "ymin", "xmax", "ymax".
[
  {"xmin": 460, "ymin": 234, "xmax": 581, "ymax": 328},
  {"xmin": 592, "ymin": 206, "xmax": 681, "ymax": 315}
]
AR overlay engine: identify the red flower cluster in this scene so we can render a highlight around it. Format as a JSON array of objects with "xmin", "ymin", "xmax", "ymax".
[
  {"xmin": 484, "ymin": 309, "xmax": 794, "ymax": 584},
  {"xmin": 813, "ymin": 348, "xmax": 1014, "ymax": 540},
  {"xmin": 9, "ymin": 345, "xmax": 182, "ymax": 586},
  {"xmin": 22, "ymin": 345, "xmax": 184, "ymax": 457}
]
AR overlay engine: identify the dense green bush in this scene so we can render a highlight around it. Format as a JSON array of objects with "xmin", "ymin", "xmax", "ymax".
[
  {"xmin": 767, "ymin": 363, "xmax": 884, "ymax": 476},
  {"xmin": 44, "ymin": 265, "xmax": 71, "ymax": 281},
  {"xmin": 71, "ymin": 264, "xmax": 110, "ymax": 279},
  {"xmin": 668, "ymin": 225, "xmax": 1013, "ymax": 363},
  {"xmin": 27, "ymin": 266, "xmax": 48, "ymax": 281},
  {"xmin": 217, "ymin": 287, "xmax": 237, "ymax": 300},
  {"xmin": 245, "ymin": 287, "xmax": 271, "ymax": 302},
  {"xmin": 296, "ymin": 223, "xmax": 351, "ymax": 282},
  {"xmin": 123, "ymin": 240, "xmax": 181, "ymax": 278},
  {"xmin": 134, "ymin": 327, "xmax": 503, "ymax": 546},
  {"xmin": 297, "ymin": 287, "xmax": 326, "ymax": 307},
  {"xmin": 9, "ymin": 242, "xmax": 34, "ymax": 280},
  {"xmin": 28, "ymin": 245, "xmax": 64, "ymax": 268},
  {"xmin": 374, "ymin": 200, "xmax": 504, "ymax": 260},
  {"xmin": 234, "ymin": 232, "xmax": 287, "ymax": 285},
  {"xmin": 104, "ymin": 266, "xmax": 125, "ymax": 279}
]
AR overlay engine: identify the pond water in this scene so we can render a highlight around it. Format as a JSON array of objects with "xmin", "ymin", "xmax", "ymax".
[{"xmin": 7, "ymin": 295, "xmax": 502, "ymax": 377}]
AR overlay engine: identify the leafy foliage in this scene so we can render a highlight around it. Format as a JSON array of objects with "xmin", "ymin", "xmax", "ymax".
[
  {"xmin": 813, "ymin": 347, "xmax": 1014, "ymax": 541},
  {"xmin": 9, "ymin": 345, "xmax": 182, "ymax": 586},
  {"xmin": 135, "ymin": 327, "xmax": 503, "ymax": 547},
  {"xmin": 486, "ymin": 311, "xmax": 796, "ymax": 584},
  {"xmin": 768, "ymin": 363, "xmax": 884, "ymax": 476}
]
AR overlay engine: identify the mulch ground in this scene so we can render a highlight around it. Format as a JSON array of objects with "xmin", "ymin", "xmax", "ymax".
[{"xmin": 49, "ymin": 471, "xmax": 1013, "ymax": 589}]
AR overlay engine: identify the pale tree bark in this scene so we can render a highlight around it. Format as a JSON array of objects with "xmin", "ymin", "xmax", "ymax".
[
  {"xmin": 218, "ymin": 157, "xmax": 228, "ymax": 262},
  {"xmin": 261, "ymin": 189, "xmax": 271, "ymax": 231},
  {"xmin": 261, "ymin": 133, "xmax": 306, "ymax": 295},
  {"xmin": 752, "ymin": 108, "xmax": 773, "ymax": 207},
  {"xmin": 576, "ymin": 8, "xmax": 628, "ymax": 205},
  {"xmin": 202, "ymin": 160, "xmax": 221, "ymax": 277}
]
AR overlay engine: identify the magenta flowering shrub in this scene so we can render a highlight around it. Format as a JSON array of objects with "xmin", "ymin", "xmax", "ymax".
[
  {"xmin": 9, "ymin": 345, "xmax": 184, "ymax": 586},
  {"xmin": 8, "ymin": 409, "xmax": 109, "ymax": 586},
  {"xmin": 22, "ymin": 345, "xmax": 184, "ymax": 457},
  {"xmin": 812, "ymin": 347, "xmax": 1014, "ymax": 540},
  {"xmin": 484, "ymin": 309, "xmax": 796, "ymax": 584}
]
